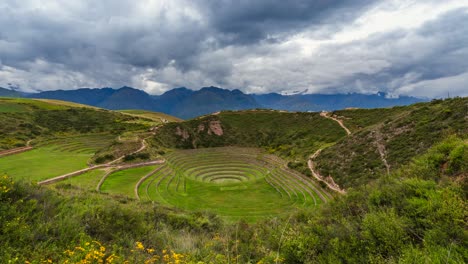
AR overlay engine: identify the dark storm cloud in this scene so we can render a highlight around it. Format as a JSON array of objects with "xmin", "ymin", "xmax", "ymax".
[
  {"xmin": 198, "ymin": 0, "xmax": 378, "ymax": 45},
  {"xmin": 0, "ymin": 0, "xmax": 379, "ymax": 71},
  {"xmin": 0, "ymin": 1, "xmax": 207, "ymax": 70},
  {"xmin": 321, "ymin": 7, "xmax": 468, "ymax": 96}
]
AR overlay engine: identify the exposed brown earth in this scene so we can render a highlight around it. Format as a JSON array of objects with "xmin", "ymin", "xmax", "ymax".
[
  {"xmin": 208, "ymin": 120, "xmax": 223, "ymax": 136},
  {"xmin": 175, "ymin": 126, "xmax": 190, "ymax": 139},
  {"xmin": 306, "ymin": 111, "xmax": 352, "ymax": 194},
  {"xmin": 38, "ymin": 160, "xmax": 165, "ymax": 186},
  {"xmin": 108, "ymin": 134, "xmax": 154, "ymax": 165},
  {"xmin": 320, "ymin": 111, "xmax": 351, "ymax": 135},
  {"xmin": 0, "ymin": 140, "xmax": 34, "ymax": 157},
  {"xmin": 308, "ymin": 149, "xmax": 346, "ymax": 194},
  {"xmin": 0, "ymin": 146, "xmax": 33, "ymax": 157},
  {"xmin": 371, "ymin": 127, "xmax": 391, "ymax": 175},
  {"xmin": 38, "ymin": 134, "xmax": 162, "ymax": 186}
]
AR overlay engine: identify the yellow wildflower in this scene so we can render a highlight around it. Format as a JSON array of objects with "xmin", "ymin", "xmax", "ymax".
[{"xmin": 135, "ymin": 241, "xmax": 145, "ymax": 250}]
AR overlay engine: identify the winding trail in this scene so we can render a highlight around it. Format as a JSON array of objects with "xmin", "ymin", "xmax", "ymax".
[
  {"xmin": 38, "ymin": 160, "xmax": 165, "ymax": 186},
  {"xmin": 38, "ymin": 133, "xmax": 164, "ymax": 186},
  {"xmin": 107, "ymin": 134, "xmax": 152, "ymax": 165},
  {"xmin": 308, "ymin": 149, "xmax": 346, "ymax": 194},
  {"xmin": 320, "ymin": 111, "xmax": 351, "ymax": 135},
  {"xmin": 372, "ymin": 128, "xmax": 391, "ymax": 175},
  {"xmin": 307, "ymin": 111, "xmax": 351, "ymax": 194}
]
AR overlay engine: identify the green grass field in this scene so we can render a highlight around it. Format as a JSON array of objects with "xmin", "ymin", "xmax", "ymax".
[
  {"xmin": 100, "ymin": 165, "xmax": 159, "ymax": 197},
  {"xmin": 52, "ymin": 169, "xmax": 108, "ymax": 190},
  {"xmin": 0, "ymin": 135, "xmax": 115, "ymax": 182},
  {"xmin": 1, "ymin": 126, "xmax": 329, "ymax": 222},
  {"xmin": 137, "ymin": 147, "xmax": 329, "ymax": 221}
]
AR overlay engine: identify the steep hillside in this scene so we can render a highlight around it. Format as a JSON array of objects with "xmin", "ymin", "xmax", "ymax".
[
  {"xmin": 32, "ymin": 87, "xmax": 157, "ymax": 110},
  {"xmin": 159, "ymin": 87, "xmax": 260, "ymax": 119},
  {"xmin": 150, "ymin": 87, "xmax": 194, "ymax": 114},
  {"xmin": 253, "ymin": 92, "xmax": 423, "ymax": 111},
  {"xmin": 314, "ymin": 97, "xmax": 467, "ymax": 188},
  {"xmin": 98, "ymin": 87, "xmax": 156, "ymax": 110},
  {"xmin": 0, "ymin": 87, "xmax": 23, "ymax": 97}
]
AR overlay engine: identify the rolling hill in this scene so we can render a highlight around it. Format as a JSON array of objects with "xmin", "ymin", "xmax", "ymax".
[
  {"xmin": 314, "ymin": 97, "xmax": 467, "ymax": 188},
  {"xmin": 0, "ymin": 97, "xmax": 147, "ymax": 151}
]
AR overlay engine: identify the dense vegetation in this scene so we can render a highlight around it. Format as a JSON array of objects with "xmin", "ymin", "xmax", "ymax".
[
  {"xmin": 315, "ymin": 97, "xmax": 467, "ymax": 188},
  {"xmin": 1, "ymin": 136, "xmax": 465, "ymax": 263}
]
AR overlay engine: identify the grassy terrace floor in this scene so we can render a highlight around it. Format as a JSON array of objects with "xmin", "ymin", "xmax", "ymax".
[
  {"xmin": 139, "ymin": 147, "xmax": 329, "ymax": 222},
  {"xmin": 2, "ymin": 136, "xmax": 329, "ymax": 222},
  {"xmin": 0, "ymin": 134, "xmax": 114, "ymax": 182}
]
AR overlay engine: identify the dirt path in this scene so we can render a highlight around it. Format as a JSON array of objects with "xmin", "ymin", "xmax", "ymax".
[
  {"xmin": 320, "ymin": 111, "xmax": 351, "ymax": 135},
  {"xmin": 39, "ymin": 133, "xmax": 162, "ymax": 186},
  {"xmin": 37, "ymin": 164, "xmax": 110, "ymax": 185},
  {"xmin": 0, "ymin": 139, "xmax": 34, "ymax": 157},
  {"xmin": 305, "ymin": 111, "xmax": 351, "ymax": 194},
  {"xmin": 372, "ymin": 128, "xmax": 390, "ymax": 175},
  {"xmin": 308, "ymin": 149, "xmax": 346, "ymax": 194},
  {"xmin": 107, "ymin": 135, "xmax": 151, "ymax": 165},
  {"xmin": 38, "ymin": 159, "xmax": 165, "ymax": 186}
]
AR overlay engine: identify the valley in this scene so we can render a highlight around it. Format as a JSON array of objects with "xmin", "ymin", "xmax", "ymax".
[
  {"xmin": 0, "ymin": 96, "xmax": 466, "ymax": 263},
  {"xmin": 2, "ymin": 2, "xmax": 467, "ymax": 262}
]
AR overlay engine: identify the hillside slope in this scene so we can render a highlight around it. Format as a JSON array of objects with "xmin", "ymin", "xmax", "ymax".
[
  {"xmin": 0, "ymin": 87, "xmax": 23, "ymax": 97},
  {"xmin": 156, "ymin": 87, "xmax": 260, "ymax": 119},
  {"xmin": 0, "ymin": 97, "xmax": 147, "ymax": 150},
  {"xmin": 314, "ymin": 97, "xmax": 467, "ymax": 188},
  {"xmin": 153, "ymin": 98, "xmax": 467, "ymax": 188}
]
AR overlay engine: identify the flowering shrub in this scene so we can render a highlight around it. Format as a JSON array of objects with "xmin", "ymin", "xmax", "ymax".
[
  {"xmin": 62, "ymin": 241, "xmax": 116, "ymax": 264},
  {"xmin": 0, "ymin": 174, "xmax": 14, "ymax": 200}
]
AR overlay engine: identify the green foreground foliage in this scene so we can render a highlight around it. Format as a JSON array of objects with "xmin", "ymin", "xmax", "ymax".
[{"xmin": 1, "ymin": 136, "xmax": 466, "ymax": 263}]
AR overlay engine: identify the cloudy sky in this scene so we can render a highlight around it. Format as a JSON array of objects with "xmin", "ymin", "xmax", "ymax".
[{"xmin": 1, "ymin": 0, "xmax": 467, "ymax": 97}]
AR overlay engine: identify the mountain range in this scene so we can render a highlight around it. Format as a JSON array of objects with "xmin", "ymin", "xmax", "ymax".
[{"xmin": 0, "ymin": 86, "xmax": 426, "ymax": 119}]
